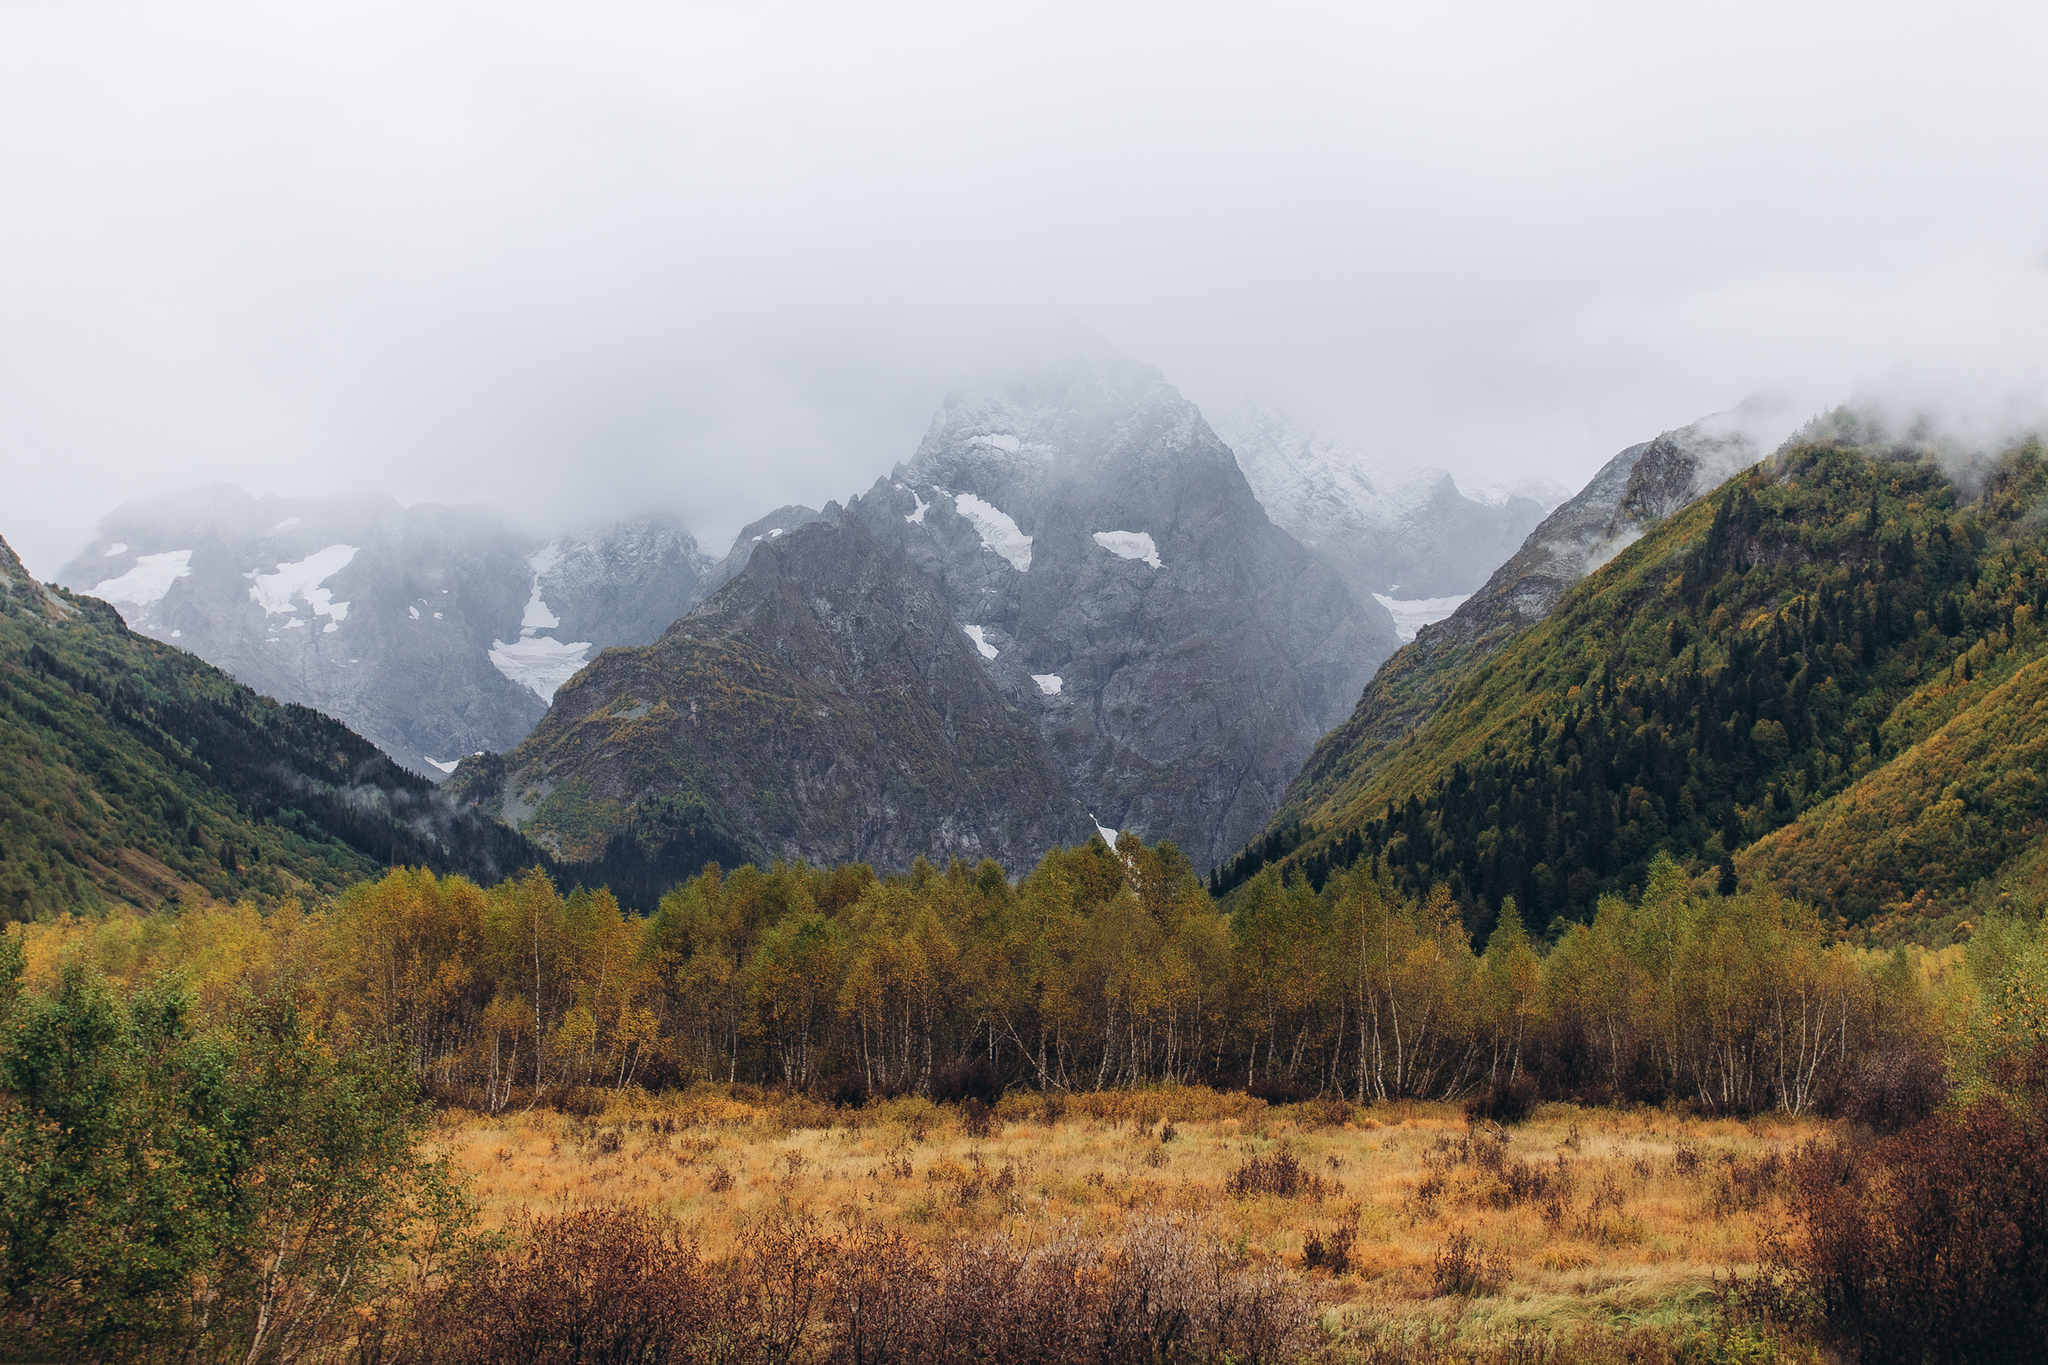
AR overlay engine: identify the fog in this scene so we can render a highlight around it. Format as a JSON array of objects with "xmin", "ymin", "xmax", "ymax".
[{"xmin": 4, "ymin": 3, "xmax": 2047, "ymax": 575}]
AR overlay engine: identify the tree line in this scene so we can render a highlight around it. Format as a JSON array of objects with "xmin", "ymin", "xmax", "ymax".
[{"xmin": 60, "ymin": 836, "xmax": 1959, "ymax": 1122}]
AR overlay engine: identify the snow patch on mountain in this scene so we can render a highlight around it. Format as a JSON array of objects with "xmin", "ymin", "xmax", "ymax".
[
  {"xmin": 1092, "ymin": 530, "xmax": 1161, "ymax": 568},
  {"xmin": 247, "ymin": 545, "xmax": 355, "ymax": 626},
  {"xmin": 1032, "ymin": 673, "xmax": 1063, "ymax": 696},
  {"xmin": 490, "ymin": 635, "xmax": 593, "ymax": 701},
  {"xmin": 1373, "ymin": 593, "xmax": 1472, "ymax": 642},
  {"xmin": 104, "ymin": 542, "xmax": 127, "ymax": 557},
  {"xmin": 1091, "ymin": 814, "xmax": 1119, "ymax": 845},
  {"xmin": 423, "ymin": 756, "xmax": 460, "ymax": 775},
  {"xmin": 954, "ymin": 493, "xmax": 1032, "ymax": 571},
  {"xmin": 92, "ymin": 550, "xmax": 192, "ymax": 606},
  {"xmin": 491, "ymin": 541, "xmax": 592, "ymax": 700},
  {"xmin": 970, "ymin": 433, "xmax": 1020, "ymax": 452},
  {"xmin": 1209, "ymin": 404, "xmax": 1556, "ymax": 601},
  {"xmin": 520, "ymin": 545, "xmax": 563, "ymax": 630},
  {"xmin": 962, "ymin": 625, "xmax": 999, "ymax": 659}
]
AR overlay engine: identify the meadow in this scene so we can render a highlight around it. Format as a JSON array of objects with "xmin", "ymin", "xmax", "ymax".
[{"xmin": 436, "ymin": 1085, "xmax": 1821, "ymax": 1350}]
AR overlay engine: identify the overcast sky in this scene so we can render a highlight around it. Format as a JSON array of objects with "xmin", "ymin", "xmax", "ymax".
[{"xmin": 5, "ymin": 3, "xmax": 2048, "ymax": 575}]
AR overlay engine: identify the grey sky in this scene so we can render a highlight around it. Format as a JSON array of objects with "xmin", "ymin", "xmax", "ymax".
[{"xmin": 5, "ymin": 3, "xmax": 2047, "ymax": 576}]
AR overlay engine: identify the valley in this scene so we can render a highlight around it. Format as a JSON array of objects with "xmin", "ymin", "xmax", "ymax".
[{"xmin": 8, "ymin": 386, "xmax": 2048, "ymax": 1364}]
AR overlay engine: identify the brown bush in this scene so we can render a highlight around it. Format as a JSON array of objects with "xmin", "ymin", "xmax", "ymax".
[
  {"xmin": 1484, "ymin": 1155, "xmax": 1561, "ymax": 1210},
  {"xmin": 929, "ymin": 1057, "xmax": 1000, "ymax": 1105},
  {"xmin": 1829, "ymin": 1042, "xmax": 1950, "ymax": 1131},
  {"xmin": 400, "ymin": 1205, "xmax": 719, "ymax": 1365},
  {"xmin": 1765, "ymin": 1087, "xmax": 2048, "ymax": 1363},
  {"xmin": 959, "ymin": 1097, "xmax": 995, "ymax": 1139},
  {"xmin": 1226, "ymin": 1147, "xmax": 1330, "ymax": 1200},
  {"xmin": 1247, "ymin": 1077, "xmax": 1310, "ymax": 1105},
  {"xmin": 1429, "ymin": 1229, "xmax": 1510, "ymax": 1297},
  {"xmin": 399, "ymin": 1207, "xmax": 1313, "ymax": 1365},
  {"xmin": 1285, "ymin": 1096, "xmax": 1354, "ymax": 1128},
  {"xmin": 1301, "ymin": 1222, "xmax": 1356, "ymax": 1275},
  {"xmin": 1701, "ymin": 1150, "xmax": 1786, "ymax": 1217}
]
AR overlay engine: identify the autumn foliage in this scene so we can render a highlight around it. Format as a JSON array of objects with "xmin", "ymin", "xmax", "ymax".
[{"xmin": 19, "ymin": 839, "xmax": 1953, "ymax": 1120}]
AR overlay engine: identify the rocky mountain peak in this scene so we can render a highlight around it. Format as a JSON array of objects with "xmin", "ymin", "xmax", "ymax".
[{"xmin": 461, "ymin": 344, "xmax": 1404, "ymax": 873}]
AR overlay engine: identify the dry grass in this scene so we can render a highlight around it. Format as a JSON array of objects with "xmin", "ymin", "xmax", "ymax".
[{"xmin": 433, "ymin": 1085, "xmax": 1823, "ymax": 1341}]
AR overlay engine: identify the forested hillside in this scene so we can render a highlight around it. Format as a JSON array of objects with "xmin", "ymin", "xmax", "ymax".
[
  {"xmin": 0, "ymin": 534, "xmax": 548, "ymax": 919},
  {"xmin": 1216, "ymin": 423, "xmax": 2048, "ymax": 934}
]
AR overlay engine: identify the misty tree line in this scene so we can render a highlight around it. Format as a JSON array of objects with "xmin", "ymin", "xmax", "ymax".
[{"xmin": 315, "ymin": 837, "xmax": 1957, "ymax": 1118}]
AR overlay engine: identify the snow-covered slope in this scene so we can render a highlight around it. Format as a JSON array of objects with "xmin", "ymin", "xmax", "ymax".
[{"xmin": 59, "ymin": 486, "xmax": 711, "ymax": 778}]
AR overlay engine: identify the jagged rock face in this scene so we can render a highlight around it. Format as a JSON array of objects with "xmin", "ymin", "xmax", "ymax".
[
  {"xmin": 56, "ymin": 485, "xmax": 711, "ymax": 778},
  {"xmin": 1209, "ymin": 406, "xmax": 1559, "ymax": 607},
  {"xmin": 1472, "ymin": 399, "xmax": 1785, "ymax": 633},
  {"xmin": 459, "ymin": 348, "xmax": 1403, "ymax": 873},
  {"xmin": 453, "ymin": 516, "xmax": 1088, "ymax": 872},
  {"xmin": 843, "ymin": 350, "xmax": 1402, "ymax": 868},
  {"xmin": 1276, "ymin": 398, "xmax": 1796, "ymax": 827}
]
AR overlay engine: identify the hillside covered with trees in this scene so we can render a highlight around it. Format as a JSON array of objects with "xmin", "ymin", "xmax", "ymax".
[
  {"xmin": 1217, "ymin": 425, "xmax": 2048, "ymax": 936},
  {"xmin": 0, "ymin": 534, "xmax": 549, "ymax": 919}
]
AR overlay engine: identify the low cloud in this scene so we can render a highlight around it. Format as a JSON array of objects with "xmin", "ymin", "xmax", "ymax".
[{"xmin": 3, "ymin": 5, "xmax": 2045, "ymax": 574}]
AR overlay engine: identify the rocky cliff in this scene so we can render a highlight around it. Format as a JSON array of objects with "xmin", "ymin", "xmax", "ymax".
[{"xmin": 1209, "ymin": 405, "xmax": 1558, "ymax": 612}]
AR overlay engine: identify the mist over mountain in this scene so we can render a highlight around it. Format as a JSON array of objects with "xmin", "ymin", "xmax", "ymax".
[
  {"xmin": 1, "ymin": 531, "xmax": 549, "ymax": 920},
  {"xmin": 57, "ymin": 486, "xmax": 711, "ymax": 779},
  {"xmin": 1208, "ymin": 397, "xmax": 2048, "ymax": 937},
  {"xmin": 455, "ymin": 346, "xmax": 1406, "ymax": 873},
  {"xmin": 1209, "ymin": 406, "xmax": 1562, "ymax": 637}
]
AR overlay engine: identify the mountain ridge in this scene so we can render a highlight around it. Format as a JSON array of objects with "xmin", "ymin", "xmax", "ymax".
[
  {"xmin": 0, "ymin": 531, "xmax": 555, "ymax": 919},
  {"xmin": 455, "ymin": 346, "xmax": 1403, "ymax": 873},
  {"xmin": 57, "ymin": 487, "xmax": 714, "ymax": 779}
]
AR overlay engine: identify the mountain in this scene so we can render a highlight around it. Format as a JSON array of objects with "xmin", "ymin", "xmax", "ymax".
[
  {"xmin": 696, "ymin": 504, "xmax": 827, "ymax": 601},
  {"xmin": 0, "ymin": 532, "xmax": 548, "ymax": 921},
  {"xmin": 1212, "ymin": 398, "xmax": 1846, "ymax": 909},
  {"xmin": 1233, "ymin": 399, "xmax": 1795, "ymax": 870},
  {"xmin": 1208, "ymin": 406, "xmax": 1560, "ymax": 637},
  {"xmin": 454, "ymin": 345, "xmax": 1403, "ymax": 873},
  {"xmin": 451, "ymin": 515, "xmax": 1087, "ymax": 872},
  {"xmin": 57, "ymin": 486, "xmax": 712, "ymax": 778}
]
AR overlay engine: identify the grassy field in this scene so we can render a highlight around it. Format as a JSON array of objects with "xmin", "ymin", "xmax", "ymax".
[{"xmin": 433, "ymin": 1085, "xmax": 1820, "ymax": 1344}]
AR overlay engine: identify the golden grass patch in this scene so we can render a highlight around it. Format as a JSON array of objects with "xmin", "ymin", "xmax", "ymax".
[{"xmin": 433, "ymin": 1087, "xmax": 1823, "ymax": 1336}]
